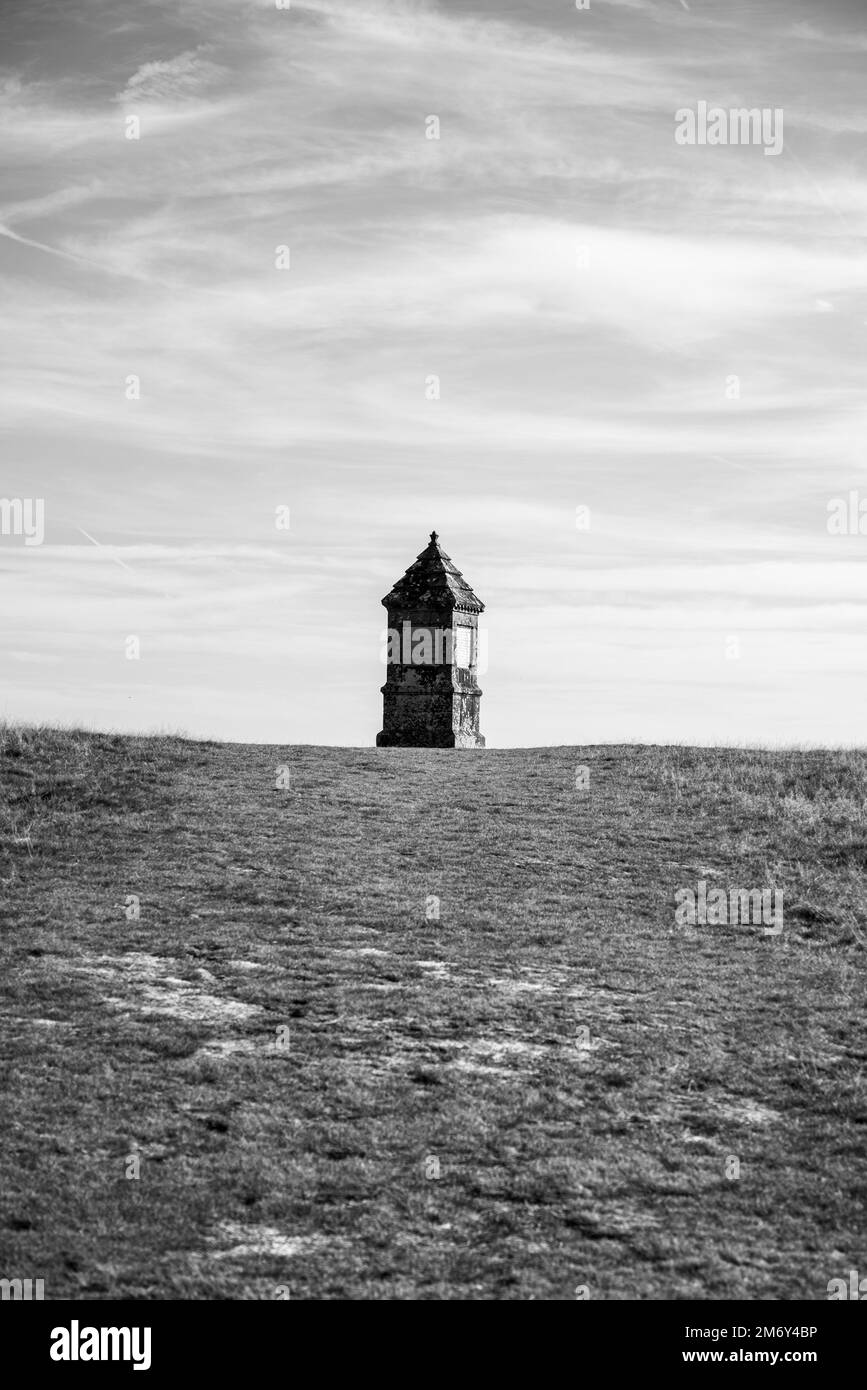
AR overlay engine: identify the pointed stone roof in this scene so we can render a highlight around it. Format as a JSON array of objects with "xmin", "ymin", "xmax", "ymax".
[{"xmin": 382, "ymin": 531, "xmax": 484, "ymax": 613}]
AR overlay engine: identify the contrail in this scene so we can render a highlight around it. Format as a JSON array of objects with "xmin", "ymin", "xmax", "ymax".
[
  {"xmin": 76, "ymin": 527, "xmax": 136, "ymax": 574},
  {"xmin": 0, "ymin": 222, "xmax": 93, "ymax": 267}
]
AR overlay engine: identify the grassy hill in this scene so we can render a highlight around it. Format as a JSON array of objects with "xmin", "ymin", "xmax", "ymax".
[{"xmin": 1, "ymin": 726, "xmax": 865, "ymax": 1300}]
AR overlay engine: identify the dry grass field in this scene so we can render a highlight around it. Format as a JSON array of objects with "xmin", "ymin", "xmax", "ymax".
[{"xmin": 1, "ymin": 726, "xmax": 865, "ymax": 1299}]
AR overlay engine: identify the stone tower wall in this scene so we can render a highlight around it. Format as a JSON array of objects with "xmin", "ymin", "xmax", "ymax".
[{"xmin": 377, "ymin": 608, "xmax": 483, "ymax": 748}]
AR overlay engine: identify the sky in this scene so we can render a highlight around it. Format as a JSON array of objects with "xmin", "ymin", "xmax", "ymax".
[{"xmin": 1, "ymin": 0, "xmax": 866, "ymax": 747}]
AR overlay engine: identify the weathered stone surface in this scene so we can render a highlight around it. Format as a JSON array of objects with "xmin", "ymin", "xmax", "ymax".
[{"xmin": 376, "ymin": 532, "xmax": 485, "ymax": 749}]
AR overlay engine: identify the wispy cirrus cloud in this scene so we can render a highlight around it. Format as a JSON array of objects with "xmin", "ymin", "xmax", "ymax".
[{"xmin": 117, "ymin": 48, "xmax": 228, "ymax": 104}]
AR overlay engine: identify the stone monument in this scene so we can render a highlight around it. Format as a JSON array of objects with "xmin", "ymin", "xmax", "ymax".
[{"xmin": 376, "ymin": 532, "xmax": 485, "ymax": 748}]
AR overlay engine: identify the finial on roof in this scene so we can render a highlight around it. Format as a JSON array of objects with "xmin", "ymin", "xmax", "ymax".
[{"xmin": 430, "ymin": 530, "xmax": 438, "ymax": 544}]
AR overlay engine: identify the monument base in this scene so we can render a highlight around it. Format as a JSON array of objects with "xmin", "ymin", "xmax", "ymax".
[{"xmin": 376, "ymin": 730, "xmax": 485, "ymax": 749}]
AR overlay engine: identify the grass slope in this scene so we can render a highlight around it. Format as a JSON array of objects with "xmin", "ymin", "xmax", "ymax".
[{"xmin": 1, "ymin": 727, "xmax": 865, "ymax": 1300}]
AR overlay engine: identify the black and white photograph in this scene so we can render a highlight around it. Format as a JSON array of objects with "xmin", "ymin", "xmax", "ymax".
[{"xmin": 1, "ymin": 0, "xmax": 865, "ymax": 1350}]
